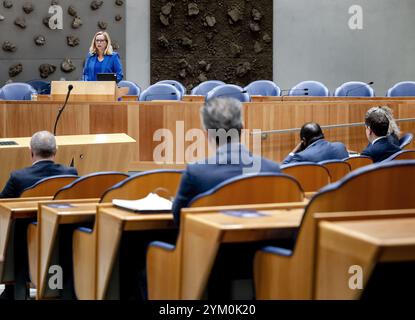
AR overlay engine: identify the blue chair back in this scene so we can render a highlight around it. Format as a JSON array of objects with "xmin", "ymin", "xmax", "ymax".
[
  {"xmin": 244, "ymin": 80, "xmax": 281, "ymax": 96},
  {"xmin": 139, "ymin": 84, "xmax": 182, "ymax": 101},
  {"xmin": 156, "ymin": 80, "xmax": 186, "ymax": 96},
  {"xmin": 383, "ymin": 149, "xmax": 415, "ymax": 162},
  {"xmin": 189, "ymin": 173, "xmax": 304, "ymax": 207},
  {"xmin": 0, "ymin": 82, "xmax": 37, "ymax": 100},
  {"xmin": 118, "ymin": 80, "xmax": 141, "ymax": 96},
  {"xmin": 26, "ymin": 79, "xmax": 51, "ymax": 94},
  {"xmin": 289, "ymin": 80, "xmax": 329, "ymax": 96},
  {"xmin": 191, "ymin": 80, "xmax": 225, "ymax": 96},
  {"xmin": 53, "ymin": 171, "xmax": 129, "ymax": 200},
  {"xmin": 205, "ymin": 84, "xmax": 251, "ymax": 102},
  {"xmin": 334, "ymin": 81, "xmax": 375, "ymax": 97},
  {"xmin": 399, "ymin": 133, "xmax": 413, "ymax": 149},
  {"xmin": 100, "ymin": 169, "xmax": 183, "ymax": 202},
  {"xmin": 387, "ymin": 81, "xmax": 415, "ymax": 97}
]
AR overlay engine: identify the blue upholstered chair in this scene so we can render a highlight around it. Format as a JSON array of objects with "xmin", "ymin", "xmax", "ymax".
[
  {"xmin": 26, "ymin": 79, "xmax": 51, "ymax": 94},
  {"xmin": 387, "ymin": 81, "xmax": 415, "ymax": 97},
  {"xmin": 53, "ymin": 171, "xmax": 129, "ymax": 200},
  {"xmin": 205, "ymin": 84, "xmax": 251, "ymax": 102},
  {"xmin": 254, "ymin": 160, "xmax": 415, "ymax": 299},
  {"xmin": 343, "ymin": 155, "xmax": 373, "ymax": 171},
  {"xmin": 399, "ymin": 133, "xmax": 413, "ymax": 149},
  {"xmin": 139, "ymin": 84, "xmax": 182, "ymax": 101},
  {"xmin": 289, "ymin": 80, "xmax": 329, "ymax": 96},
  {"xmin": 318, "ymin": 159, "xmax": 351, "ymax": 182},
  {"xmin": 156, "ymin": 80, "xmax": 186, "ymax": 96},
  {"xmin": 281, "ymin": 162, "xmax": 331, "ymax": 192},
  {"xmin": 244, "ymin": 80, "xmax": 281, "ymax": 96},
  {"xmin": 334, "ymin": 81, "xmax": 375, "ymax": 97},
  {"xmin": 100, "ymin": 169, "xmax": 183, "ymax": 202},
  {"xmin": 118, "ymin": 80, "xmax": 141, "ymax": 96},
  {"xmin": 20, "ymin": 175, "xmax": 78, "ymax": 197},
  {"xmin": 383, "ymin": 149, "xmax": 415, "ymax": 161},
  {"xmin": 191, "ymin": 80, "xmax": 225, "ymax": 96},
  {"xmin": 0, "ymin": 82, "xmax": 37, "ymax": 100}
]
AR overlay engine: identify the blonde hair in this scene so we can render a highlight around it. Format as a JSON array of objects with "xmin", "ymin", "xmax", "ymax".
[
  {"xmin": 89, "ymin": 31, "xmax": 114, "ymax": 55},
  {"xmin": 366, "ymin": 106, "xmax": 401, "ymax": 137}
]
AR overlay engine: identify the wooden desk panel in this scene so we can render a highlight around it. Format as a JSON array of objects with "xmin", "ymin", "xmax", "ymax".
[
  {"xmin": 95, "ymin": 206, "xmax": 175, "ymax": 300},
  {"xmin": 315, "ymin": 217, "xmax": 415, "ymax": 299},
  {"xmin": 180, "ymin": 208, "xmax": 304, "ymax": 299},
  {"xmin": 36, "ymin": 201, "xmax": 99, "ymax": 299}
]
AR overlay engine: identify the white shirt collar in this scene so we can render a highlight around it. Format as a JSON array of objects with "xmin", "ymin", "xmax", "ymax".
[
  {"xmin": 32, "ymin": 159, "xmax": 53, "ymax": 165},
  {"xmin": 372, "ymin": 136, "xmax": 387, "ymax": 145}
]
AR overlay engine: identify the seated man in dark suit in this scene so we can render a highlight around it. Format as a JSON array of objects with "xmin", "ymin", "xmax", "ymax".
[
  {"xmin": 0, "ymin": 131, "xmax": 77, "ymax": 300},
  {"xmin": 282, "ymin": 122, "xmax": 349, "ymax": 164},
  {"xmin": 172, "ymin": 97, "xmax": 280, "ymax": 226},
  {"xmin": 0, "ymin": 131, "xmax": 78, "ymax": 198},
  {"xmin": 361, "ymin": 110, "xmax": 401, "ymax": 162},
  {"xmin": 366, "ymin": 106, "xmax": 400, "ymax": 146}
]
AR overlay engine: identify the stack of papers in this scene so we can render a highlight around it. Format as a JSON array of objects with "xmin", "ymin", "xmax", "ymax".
[{"xmin": 112, "ymin": 193, "xmax": 173, "ymax": 213}]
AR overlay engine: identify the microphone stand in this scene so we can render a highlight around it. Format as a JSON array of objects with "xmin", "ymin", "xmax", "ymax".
[
  {"xmin": 345, "ymin": 82, "xmax": 374, "ymax": 97},
  {"xmin": 53, "ymin": 85, "xmax": 73, "ymax": 135}
]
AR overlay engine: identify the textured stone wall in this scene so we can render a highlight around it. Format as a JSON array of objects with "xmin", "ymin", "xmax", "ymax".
[
  {"xmin": 0, "ymin": 0, "xmax": 126, "ymax": 85},
  {"xmin": 151, "ymin": 0, "xmax": 273, "ymax": 91}
]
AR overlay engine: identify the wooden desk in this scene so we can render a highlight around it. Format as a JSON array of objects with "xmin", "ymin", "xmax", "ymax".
[
  {"xmin": 95, "ymin": 205, "xmax": 175, "ymax": 300},
  {"xmin": 0, "ymin": 198, "xmax": 51, "ymax": 284},
  {"xmin": 315, "ymin": 217, "xmax": 415, "ymax": 299},
  {"xmin": 36, "ymin": 201, "xmax": 99, "ymax": 300},
  {"xmin": 180, "ymin": 208, "xmax": 303, "ymax": 299},
  {"xmin": 0, "ymin": 133, "xmax": 135, "ymax": 187},
  {"xmin": 0, "ymin": 198, "xmax": 95, "ymax": 291}
]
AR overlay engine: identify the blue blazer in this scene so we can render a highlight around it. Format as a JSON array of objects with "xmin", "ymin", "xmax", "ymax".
[
  {"xmin": 82, "ymin": 52, "xmax": 123, "ymax": 82},
  {"xmin": 361, "ymin": 136, "xmax": 401, "ymax": 162},
  {"xmin": 0, "ymin": 160, "xmax": 78, "ymax": 198},
  {"xmin": 282, "ymin": 139, "xmax": 349, "ymax": 164},
  {"xmin": 172, "ymin": 143, "xmax": 280, "ymax": 226}
]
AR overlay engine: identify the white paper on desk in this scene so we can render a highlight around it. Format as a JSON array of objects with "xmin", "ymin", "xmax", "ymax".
[{"xmin": 112, "ymin": 193, "xmax": 173, "ymax": 212}]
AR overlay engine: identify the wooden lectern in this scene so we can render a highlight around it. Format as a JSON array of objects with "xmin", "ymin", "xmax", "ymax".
[
  {"xmin": 50, "ymin": 81, "xmax": 129, "ymax": 102},
  {"xmin": 0, "ymin": 133, "xmax": 136, "ymax": 188}
]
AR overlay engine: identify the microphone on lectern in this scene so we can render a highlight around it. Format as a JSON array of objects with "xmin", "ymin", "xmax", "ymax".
[{"xmin": 53, "ymin": 84, "xmax": 73, "ymax": 135}]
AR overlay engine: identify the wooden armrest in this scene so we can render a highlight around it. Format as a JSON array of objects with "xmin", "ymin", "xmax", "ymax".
[
  {"xmin": 147, "ymin": 242, "xmax": 180, "ymax": 299},
  {"xmin": 27, "ymin": 223, "xmax": 38, "ymax": 287},
  {"xmin": 72, "ymin": 228, "xmax": 96, "ymax": 300}
]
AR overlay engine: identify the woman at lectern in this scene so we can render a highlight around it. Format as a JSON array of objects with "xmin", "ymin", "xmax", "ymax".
[{"xmin": 82, "ymin": 31, "xmax": 123, "ymax": 82}]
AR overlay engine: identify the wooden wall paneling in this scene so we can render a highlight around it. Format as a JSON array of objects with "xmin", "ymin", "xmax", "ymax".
[
  {"xmin": 89, "ymin": 103, "xmax": 128, "ymax": 134},
  {"xmin": 127, "ymin": 103, "xmax": 141, "ymax": 165},
  {"xmin": 138, "ymin": 102, "xmax": 165, "ymax": 162}
]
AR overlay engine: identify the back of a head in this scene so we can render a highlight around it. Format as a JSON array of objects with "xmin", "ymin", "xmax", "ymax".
[
  {"xmin": 300, "ymin": 122, "xmax": 324, "ymax": 145},
  {"xmin": 200, "ymin": 97, "xmax": 243, "ymax": 132},
  {"xmin": 365, "ymin": 110, "xmax": 389, "ymax": 137},
  {"xmin": 30, "ymin": 131, "xmax": 57, "ymax": 158},
  {"xmin": 366, "ymin": 106, "xmax": 400, "ymax": 136}
]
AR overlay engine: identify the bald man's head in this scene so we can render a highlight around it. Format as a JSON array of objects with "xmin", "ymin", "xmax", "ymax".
[{"xmin": 300, "ymin": 122, "xmax": 325, "ymax": 147}]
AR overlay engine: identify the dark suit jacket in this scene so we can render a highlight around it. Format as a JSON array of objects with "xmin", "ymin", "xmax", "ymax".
[
  {"xmin": 0, "ymin": 160, "xmax": 78, "ymax": 198},
  {"xmin": 361, "ymin": 136, "xmax": 401, "ymax": 163},
  {"xmin": 172, "ymin": 143, "xmax": 280, "ymax": 226},
  {"xmin": 282, "ymin": 139, "xmax": 349, "ymax": 164}
]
